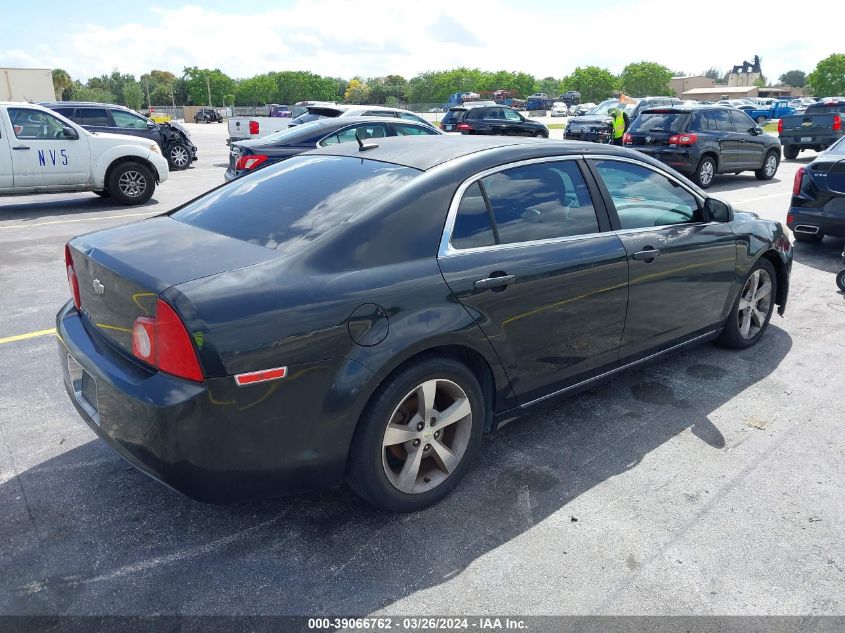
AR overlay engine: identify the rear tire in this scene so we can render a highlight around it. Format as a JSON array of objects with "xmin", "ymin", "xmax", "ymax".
[
  {"xmin": 693, "ymin": 155, "xmax": 716, "ymax": 189},
  {"xmin": 718, "ymin": 258, "xmax": 777, "ymax": 349},
  {"xmin": 836, "ymin": 269, "xmax": 845, "ymax": 292},
  {"xmin": 534, "ymin": 131, "xmax": 545, "ymax": 138},
  {"xmin": 756, "ymin": 115, "xmax": 767, "ymax": 124},
  {"xmin": 107, "ymin": 162, "xmax": 155, "ymax": 206},
  {"xmin": 347, "ymin": 357, "xmax": 485, "ymax": 513},
  {"xmin": 784, "ymin": 146, "xmax": 799, "ymax": 160},
  {"xmin": 755, "ymin": 150, "xmax": 779, "ymax": 180}
]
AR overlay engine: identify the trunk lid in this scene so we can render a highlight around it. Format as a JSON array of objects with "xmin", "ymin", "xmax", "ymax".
[{"xmin": 68, "ymin": 216, "xmax": 282, "ymax": 355}]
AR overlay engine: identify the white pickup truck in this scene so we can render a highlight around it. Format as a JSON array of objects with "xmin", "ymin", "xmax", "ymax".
[
  {"xmin": 0, "ymin": 102, "xmax": 169, "ymax": 205},
  {"xmin": 227, "ymin": 100, "xmax": 337, "ymax": 144}
]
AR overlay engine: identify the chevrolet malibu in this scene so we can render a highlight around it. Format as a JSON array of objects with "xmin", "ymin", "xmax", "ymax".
[{"xmin": 58, "ymin": 137, "xmax": 792, "ymax": 512}]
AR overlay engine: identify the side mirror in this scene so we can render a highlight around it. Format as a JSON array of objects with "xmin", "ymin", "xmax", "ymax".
[
  {"xmin": 62, "ymin": 126, "xmax": 78, "ymax": 140},
  {"xmin": 704, "ymin": 197, "xmax": 733, "ymax": 222},
  {"xmin": 749, "ymin": 126, "xmax": 763, "ymax": 135}
]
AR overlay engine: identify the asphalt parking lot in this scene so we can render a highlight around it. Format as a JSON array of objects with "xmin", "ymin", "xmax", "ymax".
[{"xmin": 1, "ymin": 123, "xmax": 843, "ymax": 616}]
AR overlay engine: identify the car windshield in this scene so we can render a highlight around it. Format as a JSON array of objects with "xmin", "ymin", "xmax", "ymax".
[
  {"xmin": 588, "ymin": 99, "xmax": 638, "ymax": 116},
  {"xmin": 630, "ymin": 112, "xmax": 690, "ymax": 133},
  {"xmin": 828, "ymin": 137, "xmax": 845, "ymax": 154},
  {"xmin": 260, "ymin": 120, "xmax": 325, "ymax": 143},
  {"xmin": 171, "ymin": 156, "xmax": 419, "ymax": 255}
]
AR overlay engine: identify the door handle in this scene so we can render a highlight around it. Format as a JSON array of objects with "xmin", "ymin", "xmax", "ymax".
[
  {"xmin": 632, "ymin": 248, "xmax": 661, "ymax": 261},
  {"xmin": 474, "ymin": 274, "xmax": 516, "ymax": 291},
  {"xmin": 12, "ymin": 146, "xmax": 30, "ymax": 150}
]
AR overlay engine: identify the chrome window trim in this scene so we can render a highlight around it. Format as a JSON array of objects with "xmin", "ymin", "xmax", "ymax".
[
  {"xmin": 585, "ymin": 153, "xmax": 706, "ymax": 206},
  {"xmin": 316, "ymin": 121, "xmax": 391, "ymax": 148},
  {"xmin": 438, "ymin": 154, "xmax": 595, "ymax": 258}
]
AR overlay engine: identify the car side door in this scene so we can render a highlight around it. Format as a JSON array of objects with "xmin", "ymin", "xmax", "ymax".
[
  {"xmin": 480, "ymin": 107, "xmax": 508, "ymax": 135},
  {"xmin": 6, "ymin": 107, "xmax": 92, "ymax": 188},
  {"xmin": 110, "ymin": 109, "xmax": 163, "ymax": 146},
  {"xmin": 710, "ymin": 108, "xmax": 741, "ymax": 171},
  {"xmin": 437, "ymin": 157, "xmax": 630, "ymax": 403},
  {"xmin": 502, "ymin": 107, "xmax": 531, "ymax": 135},
  {"xmin": 729, "ymin": 109, "xmax": 765, "ymax": 168},
  {"xmin": 0, "ymin": 114, "xmax": 12, "ymax": 188},
  {"xmin": 586, "ymin": 157, "xmax": 736, "ymax": 359},
  {"xmin": 75, "ymin": 107, "xmax": 113, "ymax": 136}
]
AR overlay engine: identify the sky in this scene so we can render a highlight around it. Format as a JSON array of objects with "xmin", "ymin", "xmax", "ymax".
[{"xmin": 0, "ymin": 0, "xmax": 838, "ymax": 84}]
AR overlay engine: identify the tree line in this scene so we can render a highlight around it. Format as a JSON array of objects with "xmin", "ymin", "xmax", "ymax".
[{"xmin": 51, "ymin": 55, "xmax": 845, "ymax": 110}]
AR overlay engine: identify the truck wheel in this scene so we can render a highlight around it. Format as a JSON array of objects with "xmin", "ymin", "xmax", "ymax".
[
  {"xmin": 755, "ymin": 150, "xmax": 780, "ymax": 180},
  {"xmin": 784, "ymin": 146, "xmax": 799, "ymax": 160},
  {"xmin": 756, "ymin": 115, "xmax": 767, "ymax": 124},
  {"xmin": 693, "ymin": 156, "xmax": 716, "ymax": 189},
  {"xmin": 167, "ymin": 143, "xmax": 191, "ymax": 170},
  {"xmin": 107, "ymin": 162, "xmax": 155, "ymax": 205}
]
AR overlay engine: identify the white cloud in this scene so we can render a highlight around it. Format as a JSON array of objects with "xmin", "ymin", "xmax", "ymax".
[{"xmin": 0, "ymin": 0, "xmax": 838, "ymax": 83}]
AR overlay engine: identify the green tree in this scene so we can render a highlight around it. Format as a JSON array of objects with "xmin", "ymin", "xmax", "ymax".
[
  {"xmin": 779, "ymin": 70, "xmax": 806, "ymax": 87},
  {"xmin": 367, "ymin": 75, "xmax": 408, "ymax": 104},
  {"xmin": 564, "ymin": 66, "xmax": 618, "ymax": 103},
  {"xmin": 344, "ymin": 78, "xmax": 370, "ymax": 104},
  {"xmin": 234, "ymin": 74, "xmax": 277, "ymax": 105},
  {"xmin": 71, "ymin": 85, "xmax": 115, "ymax": 103},
  {"xmin": 703, "ymin": 67, "xmax": 721, "ymax": 81},
  {"xmin": 807, "ymin": 54, "xmax": 845, "ymax": 95},
  {"xmin": 141, "ymin": 70, "xmax": 178, "ymax": 106},
  {"xmin": 620, "ymin": 61, "xmax": 673, "ymax": 96},
  {"xmin": 123, "ymin": 82, "xmax": 144, "ymax": 110},
  {"xmin": 182, "ymin": 67, "xmax": 235, "ymax": 106},
  {"xmin": 51, "ymin": 69, "xmax": 73, "ymax": 100}
]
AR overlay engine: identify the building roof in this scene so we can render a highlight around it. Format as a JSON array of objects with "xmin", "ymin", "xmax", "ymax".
[{"xmin": 683, "ymin": 86, "xmax": 757, "ymax": 96}]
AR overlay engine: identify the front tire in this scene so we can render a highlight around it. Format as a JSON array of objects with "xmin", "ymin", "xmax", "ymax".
[
  {"xmin": 718, "ymin": 258, "xmax": 777, "ymax": 349},
  {"xmin": 837, "ymin": 269, "xmax": 845, "ymax": 292},
  {"xmin": 167, "ymin": 143, "xmax": 191, "ymax": 170},
  {"xmin": 784, "ymin": 146, "xmax": 799, "ymax": 160},
  {"xmin": 693, "ymin": 155, "xmax": 716, "ymax": 189},
  {"xmin": 107, "ymin": 162, "xmax": 155, "ymax": 206},
  {"xmin": 756, "ymin": 115, "xmax": 767, "ymax": 124},
  {"xmin": 755, "ymin": 150, "xmax": 779, "ymax": 180},
  {"xmin": 347, "ymin": 357, "xmax": 485, "ymax": 512}
]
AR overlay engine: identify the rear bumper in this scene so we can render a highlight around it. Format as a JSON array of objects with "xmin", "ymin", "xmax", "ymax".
[
  {"xmin": 56, "ymin": 302, "xmax": 370, "ymax": 502},
  {"xmin": 781, "ymin": 135, "xmax": 840, "ymax": 150},
  {"xmin": 564, "ymin": 129, "xmax": 612, "ymax": 143},
  {"xmin": 787, "ymin": 207, "xmax": 845, "ymax": 237},
  {"xmin": 626, "ymin": 146, "xmax": 698, "ymax": 174}
]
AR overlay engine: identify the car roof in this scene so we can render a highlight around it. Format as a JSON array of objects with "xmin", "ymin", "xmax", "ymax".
[
  {"xmin": 307, "ymin": 136, "xmax": 631, "ymax": 171},
  {"xmin": 40, "ymin": 101, "xmax": 130, "ymax": 109}
]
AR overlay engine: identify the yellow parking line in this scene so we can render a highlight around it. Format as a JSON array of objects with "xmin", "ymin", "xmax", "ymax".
[
  {"xmin": 0, "ymin": 211, "xmax": 154, "ymax": 231},
  {"xmin": 0, "ymin": 328, "xmax": 57, "ymax": 345}
]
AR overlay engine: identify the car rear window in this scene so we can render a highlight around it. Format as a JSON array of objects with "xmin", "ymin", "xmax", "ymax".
[
  {"xmin": 442, "ymin": 109, "xmax": 468, "ymax": 124},
  {"xmin": 630, "ymin": 112, "xmax": 690, "ymax": 133},
  {"xmin": 171, "ymin": 156, "xmax": 419, "ymax": 254},
  {"xmin": 806, "ymin": 102, "xmax": 845, "ymax": 114}
]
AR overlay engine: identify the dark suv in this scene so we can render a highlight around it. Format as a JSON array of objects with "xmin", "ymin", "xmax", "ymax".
[
  {"xmin": 194, "ymin": 108, "xmax": 223, "ymax": 123},
  {"xmin": 624, "ymin": 106, "xmax": 782, "ymax": 188},
  {"xmin": 43, "ymin": 102, "xmax": 197, "ymax": 170},
  {"xmin": 440, "ymin": 104, "xmax": 549, "ymax": 137}
]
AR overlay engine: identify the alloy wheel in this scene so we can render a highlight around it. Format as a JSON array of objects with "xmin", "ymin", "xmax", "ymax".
[
  {"xmin": 699, "ymin": 160, "xmax": 714, "ymax": 186},
  {"xmin": 117, "ymin": 171, "xmax": 147, "ymax": 198},
  {"xmin": 764, "ymin": 154, "xmax": 777, "ymax": 177},
  {"xmin": 170, "ymin": 146, "xmax": 189, "ymax": 167},
  {"xmin": 381, "ymin": 379, "xmax": 473, "ymax": 494},
  {"xmin": 737, "ymin": 268, "xmax": 772, "ymax": 339}
]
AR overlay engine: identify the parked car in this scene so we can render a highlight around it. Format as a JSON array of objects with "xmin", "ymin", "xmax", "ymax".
[
  {"xmin": 268, "ymin": 104, "xmax": 291, "ymax": 118},
  {"xmin": 225, "ymin": 116, "xmax": 441, "ymax": 181},
  {"xmin": 786, "ymin": 136, "xmax": 845, "ymax": 241},
  {"xmin": 57, "ymin": 136, "xmax": 791, "ymax": 511},
  {"xmin": 0, "ymin": 102, "xmax": 168, "ymax": 204},
  {"xmin": 745, "ymin": 100, "xmax": 794, "ymax": 124},
  {"xmin": 550, "ymin": 102, "xmax": 569, "ymax": 117},
  {"xmin": 287, "ymin": 105, "xmax": 436, "ymax": 130},
  {"xmin": 44, "ymin": 101, "xmax": 197, "ymax": 171},
  {"xmin": 564, "ymin": 97, "xmax": 681, "ymax": 143},
  {"xmin": 573, "ymin": 102, "xmax": 594, "ymax": 116},
  {"xmin": 779, "ymin": 100, "xmax": 845, "ymax": 159},
  {"xmin": 194, "ymin": 108, "xmax": 223, "ymax": 123},
  {"xmin": 788, "ymin": 98, "xmax": 817, "ymax": 115},
  {"xmin": 440, "ymin": 104, "xmax": 548, "ymax": 137},
  {"xmin": 623, "ymin": 105, "xmax": 782, "ymax": 188}
]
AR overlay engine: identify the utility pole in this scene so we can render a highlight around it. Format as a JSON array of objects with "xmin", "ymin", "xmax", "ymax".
[
  {"xmin": 145, "ymin": 77, "xmax": 151, "ymax": 111},
  {"xmin": 206, "ymin": 75, "xmax": 212, "ymax": 108}
]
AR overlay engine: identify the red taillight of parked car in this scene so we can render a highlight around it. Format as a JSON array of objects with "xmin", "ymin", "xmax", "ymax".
[
  {"xmin": 65, "ymin": 245, "xmax": 82, "ymax": 310},
  {"xmin": 622, "ymin": 132, "xmax": 632, "ymax": 145},
  {"xmin": 668, "ymin": 133, "xmax": 698, "ymax": 146},
  {"xmin": 833, "ymin": 115, "xmax": 842, "ymax": 132},
  {"xmin": 777, "ymin": 119, "xmax": 783, "ymax": 134},
  {"xmin": 793, "ymin": 167, "xmax": 806, "ymax": 196},
  {"xmin": 132, "ymin": 299, "xmax": 203, "ymax": 382},
  {"xmin": 235, "ymin": 154, "xmax": 269, "ymax": 171},
  {"xmin": 456, "ymin": 123, "xmax": 472, "ymax": 133},
  {"xmin": 248, "ymin": 120, "xmax": 259, "ymax": 135}
]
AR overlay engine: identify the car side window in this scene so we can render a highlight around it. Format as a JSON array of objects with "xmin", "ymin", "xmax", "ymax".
[
  {"xmin": 77, "ymin": 108, "xmax": 110, "ymax": 126},
  {"xmin": 593, "ymin": 160, "xmax": 699, "ymax": 229},
  {"xmin": 482, "ymin": 108, "xmax": 503, "ymax": 120},
  {"xmin": 363, "ymin": 110, "xmax": 398, "ymax": 118},
  {"xmin": 399, "ymin": 112, "xmax": 427, "ymax": 125},
  {"xmin": 8, "ymin": 108, "xmax": 68, "ymax": 140},
  {"xmin": 320, "ymin": 123, "xmax": 388, "ymax": 146},
  {"xmin": 710, "ymin": 109, "xmax": 733, "ymax": 132},
  {"xmin": 52, "ymin": 107, "xmax": 75, "ymax": 119},
  {"xmin": 729, "ymin": 109, "xmax": 754, "ymax": 133},
  {"xmin": 111, "ymin": 110, "xmax": 149, "ymax": 129},
  {"xmin": 451, "ymin": 182, "xmax": 496, "ymax": 249},
  {"xmin": 481, "ymin": 161, "xmax": 599, "ymax": 244},
  {"xmin": 393, "ymin": 123, "xmax": 438, "ymax": 136},
  {"xmin": 503, "ymin": 109, "xmax": 521, "ymax": 122}
]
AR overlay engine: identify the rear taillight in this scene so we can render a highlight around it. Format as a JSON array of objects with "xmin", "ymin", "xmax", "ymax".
[
  {"xmin": 235, "ymin": 154, "xmax": 268, "ymax": 171},
  {"xmin": 131, "ymin": 299, "xmax": 203, "ymax": 382},
  {"xmin": 456, "ymin": 123, "xmax": 472, "ymax": 133},
  {"xmin": 622, "ymin": 132, "xmax": 632, "ymax": 145},
  {"xmin": 668, "ymin": 133, "xmax": 698, "ymax": 146},
  {"xmin": 777, "ymin": 118, "xmax": 783, "ymax": 134},
  {"xmin": 248, "ymin": 120, "xmax": 259, "ymax": 135},
  {"xmin": 833, "ymin": 115, "xmax": 841, "ymax": 131},
  {"xmin": 793, "ymin": 166, "xmax": 806, "ymax": 196},
  {"xmin": 64, "ymin": 244, "xmax": 81, "ymax": 310}
]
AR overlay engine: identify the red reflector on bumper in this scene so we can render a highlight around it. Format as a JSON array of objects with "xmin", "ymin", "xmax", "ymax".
[{"xmin": 234, "ymin": 366, "xmax": 288, "ymax": 386}]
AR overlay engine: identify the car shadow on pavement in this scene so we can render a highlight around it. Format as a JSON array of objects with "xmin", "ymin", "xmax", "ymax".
[
  {"xmin": 707, "ymin": 174, "xmax": 785, "ymax": 195},
  {"xmin": 792, "ymin": 236, "xmax": 845, "ymax": 276},
  {"xmin": 1, "ymin": 327, "xmax": 791, "ymax": 616},
  {"xmin": 0, "ymin": 195, "xmax": 160, "ymax": 222}
]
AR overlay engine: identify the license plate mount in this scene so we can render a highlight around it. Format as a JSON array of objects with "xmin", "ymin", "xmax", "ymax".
[
  {"xmin": 800, "ymin": 136, "xmax": 813, "ymax": 143},
  {"xmin": 67, "ymin": 353, "xmax": 100, "ymax": 425}
]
